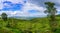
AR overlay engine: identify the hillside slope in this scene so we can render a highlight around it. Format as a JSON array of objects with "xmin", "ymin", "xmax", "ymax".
[{"xmin": 0, "ymin": 16, "xmax": 60, "ymax": 33}]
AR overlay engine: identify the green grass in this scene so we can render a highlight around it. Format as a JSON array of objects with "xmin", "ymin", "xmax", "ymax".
[{"xmin": 0, "ymin": 16, "xmax": 60, "ymax": 33}]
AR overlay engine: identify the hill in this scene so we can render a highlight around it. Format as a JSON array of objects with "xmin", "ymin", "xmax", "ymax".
[{"xmin": 0, "ymin": 16, "xmax": 60, "ymax": 33}]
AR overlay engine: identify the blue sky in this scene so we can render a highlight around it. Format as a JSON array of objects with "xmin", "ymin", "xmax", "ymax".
[{"xmin": 0, "ymin": 0, "xmax": 60, "ymax": 17}]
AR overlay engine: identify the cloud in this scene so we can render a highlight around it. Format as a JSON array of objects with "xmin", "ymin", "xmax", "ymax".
[
  {"xmin": 0, "ymin": 0, "xmax": 47, "ymax": 17},
  {"xmin": 0, "ymin": 2, "xmax": 46, "ymax": 17},
  {"xmin": 0, "ymin": 1, "xmax": 24, "ymax": 11},
  {"xmin": 1, "ymin": 0, "xmax": 25, "ymax": 3},
  {"xmin": 0, "ymin": 11, "xmax": 46, "ymax": 17},
  {"xmin": 23, "ymin": 2, "xmax": 46, "ymax": 12},
  {"xmin": 28, "ymin": 0, "xmax": 60, "ymax": 11}
]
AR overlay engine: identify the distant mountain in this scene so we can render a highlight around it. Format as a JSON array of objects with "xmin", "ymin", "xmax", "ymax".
[
  {"xmin": 9, "ymin": 16, "xmax": 46, "ymax": 20},
  {"xmin": 10, "ymin": 16, "xmax": 35, "ymax": 20}
]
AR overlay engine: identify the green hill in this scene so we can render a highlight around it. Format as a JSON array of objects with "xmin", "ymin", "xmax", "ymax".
[{"xmin": 0, "ymin": 16, "xmax": 60, "ymax": 33}]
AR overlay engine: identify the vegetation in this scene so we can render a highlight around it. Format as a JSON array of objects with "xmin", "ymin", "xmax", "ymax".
[
  {"xmin": 0, "ymin": 16, "xmax": 59, "ymax": 33},
  {"xmin": 1, "ymin": 13, "xmax": 8, "ymax": 21},
  {"xmin": 44, "ymin": 2, "xmax": 57, "ymax": 33}
]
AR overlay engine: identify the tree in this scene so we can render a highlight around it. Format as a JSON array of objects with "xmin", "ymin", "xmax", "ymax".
[
  {"xmin": 1, "ymin": 13, "xmax": 8, "ymax": 21},
  {"xmin": 44, "ymin": 2, "xmax": 57, "ymax": 33}
]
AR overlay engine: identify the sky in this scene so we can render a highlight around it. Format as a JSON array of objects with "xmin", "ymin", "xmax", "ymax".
[{"xmin": 0, "ymin": 0, "xmax": 60, "ymax": 17}]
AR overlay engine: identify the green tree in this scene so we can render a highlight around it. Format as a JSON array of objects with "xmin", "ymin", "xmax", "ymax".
[
  {"xmin": 1, "ymin": 13, "xmax": 8, "ymax": 21},
  {"xmin": 44, "ymin": 2, "xmax": 57, "ymax": 33}
]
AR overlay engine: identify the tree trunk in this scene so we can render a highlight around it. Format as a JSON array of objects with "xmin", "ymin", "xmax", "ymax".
[{"xmin": 49, "ymin": 15, "xmax": 57, "ymax": 33}]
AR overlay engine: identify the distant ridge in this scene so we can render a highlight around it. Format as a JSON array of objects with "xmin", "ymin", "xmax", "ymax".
[{"xmin": 9, "ymin": 16, "xmax": 46, "ymax": 20}]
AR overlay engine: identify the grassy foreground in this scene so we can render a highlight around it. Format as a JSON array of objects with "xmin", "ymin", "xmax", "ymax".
[{"xmin": 0, "ymin": 16, "xmax": 60, "ymax": 33}]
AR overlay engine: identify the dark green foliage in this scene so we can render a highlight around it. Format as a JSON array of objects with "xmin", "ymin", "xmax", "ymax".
[
  {"xmin": 1, "ymin": 13, "xmax": 8, "ymax": 21},
  {"xmin": 55, "ymin": 30, "xmax": 60, "ymax": 33},
  {"xmin": 45, "ymin": 2, "xmax": 55, "ymax": 8}
]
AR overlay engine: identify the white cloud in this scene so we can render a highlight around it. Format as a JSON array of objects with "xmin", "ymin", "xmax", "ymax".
[
  {"xmin": 0, "ymin": 3, "xmax": 3, "ymax": 9},
  {"xmin": 0, "ymin": 0, "xmax": 46, "ymax": 17},
  {"xmin": 1, "ymin": 0, "xmax": 25, "ymax": 3},
  {"xmin": 23, "ymin": 2, "xmax": 45, "ymax": 12},
  {"xmin": 47, "ymin": 0, "xmax": 60, "ymax": 4},
  {"xmin": 0, "ymin": 0, "xmax": 26, "ymax": 9}
]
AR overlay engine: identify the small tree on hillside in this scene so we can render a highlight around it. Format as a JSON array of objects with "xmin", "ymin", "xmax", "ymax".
[{"xmin": 1, "ymin": 13, "xmax": 8, "ymax": 21}]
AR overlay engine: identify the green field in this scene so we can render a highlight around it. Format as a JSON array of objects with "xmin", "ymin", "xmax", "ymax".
[{"xmin": 0, "ymin": 16, "xmax": 60, "ymax": 33}]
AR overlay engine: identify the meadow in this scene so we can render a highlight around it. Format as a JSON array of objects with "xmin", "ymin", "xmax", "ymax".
[{"xmin": 0, "ymin": 16, "xmax": 60, "ymax": 33}]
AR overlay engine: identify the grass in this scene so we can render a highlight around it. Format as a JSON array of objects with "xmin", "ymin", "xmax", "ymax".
[{"xmin": 0, "ymin": 16, "xmax": 60, "ymax": 33}]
